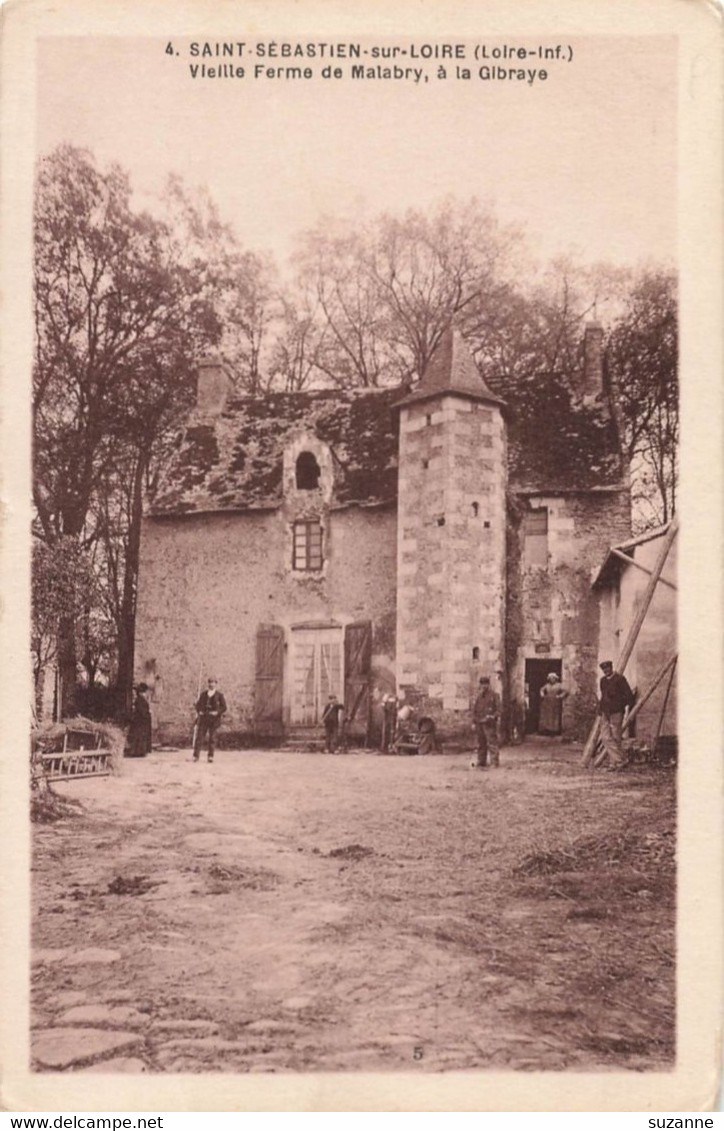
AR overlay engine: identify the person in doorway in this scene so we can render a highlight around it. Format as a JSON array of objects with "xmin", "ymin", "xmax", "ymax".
[
  {"xmin": 193, "ymin": 677, "xmax": 227, "ymax": 763},
  {"xmin": 471, "ymin": 675, "xmax": 501, "ymax": 769},
  {"xmin": 322, "ymin": 694, "xmax": 344, "ymax": 753},
  {"xmin": 598, "ymin": 661, "xmax": 635, "ymax": 770},
  {"xmin": 538, "ymin": 672, "xmax": 568, "ymax": 735},
  {"xmin": 125, "ymin": 683, "xmax": 152, "ymax": 758}
]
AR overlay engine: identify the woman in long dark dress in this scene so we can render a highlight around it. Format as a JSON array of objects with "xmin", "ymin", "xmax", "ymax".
[{"xmin": 125, "ymin": 682, "xmax": 152, "ymax": 757}]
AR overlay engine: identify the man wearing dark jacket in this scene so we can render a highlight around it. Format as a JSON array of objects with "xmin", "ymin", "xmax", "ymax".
[
  {"xmin": 193, "ymin": 678, "xmax": 227, "ymax": 763},
  {"xmin": 471, "ymin": 675, "xmax": 501, "ymax": 769},
  {"xmin": 598, "ymin": 661, "xmax": 635, "ymax": 769},
  {"xmin": 322, "ymin": 694, "xmax": 344, "ymax": 753}
]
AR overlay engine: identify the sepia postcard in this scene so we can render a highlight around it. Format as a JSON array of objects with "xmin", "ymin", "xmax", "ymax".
[{"xmin": 0, "ymin": 0, "xmax": 722, "ymax": 1114}]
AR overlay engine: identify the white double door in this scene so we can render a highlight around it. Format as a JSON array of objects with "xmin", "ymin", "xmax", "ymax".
[{"xmin": 291, "ymin": 627, "xmax": 344, "ymax": 725}]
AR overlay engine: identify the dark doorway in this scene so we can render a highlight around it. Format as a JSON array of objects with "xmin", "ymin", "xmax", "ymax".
[{"xmin": 524, "ymin": 658, "xmax": 562, "ymax": 734}]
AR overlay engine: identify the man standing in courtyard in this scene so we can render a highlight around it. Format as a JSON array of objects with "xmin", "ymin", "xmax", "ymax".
[
  {"xmin": 193, "ymin": 677, "xmax": 227, "ymax": 763},
  {"xmin": 322, "ymin": 694, "xmax": 344, "ymax": 753},
  {"xmin": 471, "ymin": 675, "xmax": 500, "ymax": 769},
  {"xmin": 598, "ymin": 661, "xmax": 635, "ymax": 770}
]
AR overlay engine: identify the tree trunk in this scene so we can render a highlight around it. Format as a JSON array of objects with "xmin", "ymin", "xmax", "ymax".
[
  {"xmin": 55, "ymin": 514, "xmax": 87, "ymax": 719},
  {"xmin": 115, "ymin": 450, "xmax": 148, "ymax": 717},
  {"xmin": 58, "ymin": 614, "xmax": 78, "ymax": 718},
  {"xmin": 34, "ymin": 660, "xmax": 45, "ymax": 723}
]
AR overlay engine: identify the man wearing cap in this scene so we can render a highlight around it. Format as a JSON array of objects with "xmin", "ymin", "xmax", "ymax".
[
  {"xmin": 193, "ymin": 677, "xmax": 227, "ymax": 763},
  {"xmin": 322, "ymin": 694, "xmax": 344, "ymax": 753},
  {"xmin": 598, "ymin": 661, "xmax": 635, "ymax": 769},
  {"xmin": 471, "ymin": 675, "xmax": 501, "ymax": 769}
]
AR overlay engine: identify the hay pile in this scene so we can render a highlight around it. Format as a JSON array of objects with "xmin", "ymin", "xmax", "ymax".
[
  {"xmin": 30, "ymin": 716, "xmax": 126, "ymax": 823},
  {"xmin": 32, "ymin": 715, "xmax": 125, "ymax": 766},
  {"xmin": 515, "ymin": 828, "xmax": 675, "ymax": 877}
]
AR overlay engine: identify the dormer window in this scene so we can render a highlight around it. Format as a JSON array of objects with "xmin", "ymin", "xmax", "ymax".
[{"xmin": 296, "ymin": 451, "xmax": 321, "ymax": 490}]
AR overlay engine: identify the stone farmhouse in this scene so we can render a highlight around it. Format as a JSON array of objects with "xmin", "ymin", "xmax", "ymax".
[{"xmin": 135, "ymin": 326, "xmax": 631, "ymax": 746}]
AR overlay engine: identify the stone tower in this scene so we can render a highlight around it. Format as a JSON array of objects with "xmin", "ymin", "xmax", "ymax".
[{"xmin": 395, "ymin": 329, "xmax": 507, "ymax": 720}]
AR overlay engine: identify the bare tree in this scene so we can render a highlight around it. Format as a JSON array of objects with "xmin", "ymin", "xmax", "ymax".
[
  {"xmin": 269, "ymin": 292, "xmax": 330, "ymax": 391},
  {"xmin": 286, "ymin": 199, "xmax": 521, "ymax": 387},
  {"xmin": 607, "ymin": 268, "xmax": 678, "ymax": 528},
  {"xmin": 464, "ymin": 257, "xmax": 629, "ymax": 388},
  {"xmin": 290, "ymin": 223, "xmax": 399, "ymax": 387},
  {"xmin": 368, "ymin": 198, "xmax": 520, "ymax": 379},
  {"xmin": 219, "ymin": 251, "xmax": 281, "ymax": 393}
]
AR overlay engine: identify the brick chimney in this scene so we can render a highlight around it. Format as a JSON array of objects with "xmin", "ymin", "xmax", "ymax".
[
  {"xmin": 581, "ymin": 322, "xmax": 604, "ymax": 398},
  {"xmin": 196, "ymin": 357, "xmax": 234, "ymax": 417}
]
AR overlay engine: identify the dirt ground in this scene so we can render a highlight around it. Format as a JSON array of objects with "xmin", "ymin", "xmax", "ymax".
[{"xmin": 31, "ymin": 742, "xmax": 676, "ymax": 1074}]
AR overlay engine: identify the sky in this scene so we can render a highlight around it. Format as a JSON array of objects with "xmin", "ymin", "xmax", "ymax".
[{"xmin": 36, "ymin": 35, "xmax": 677, "ymax": 273}]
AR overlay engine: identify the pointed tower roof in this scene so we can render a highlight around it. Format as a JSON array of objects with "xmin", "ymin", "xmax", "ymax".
[{"xmin": 397, "ymin": 327, "xmax": 506, "ymax": 410}]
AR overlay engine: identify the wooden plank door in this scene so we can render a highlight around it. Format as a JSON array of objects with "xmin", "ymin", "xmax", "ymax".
[
  {"xmin": 291, "ymin": 628, "xmax": 343, "ymax": 725},
  {"xmin": 254, "ymin": 624, "xmax": 284, "ymax": 734},
  {"xmin": 344, "ymin": 621, "xmax": 372, "ymax": 742}
]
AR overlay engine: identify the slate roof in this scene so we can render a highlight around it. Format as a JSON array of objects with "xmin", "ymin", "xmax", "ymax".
[
  {"xmin": 150, "ymin": 385, "xmax": 403, "ymax": 515},
  {"xmin": 489, "ymin": 369, "xmax": 625, "ymax": 494},
  {"xmin": 397, "ymin": 328, "xmax": 505, "ymax": 409},
  {"xmin": 150, "ymin": 335, "xmax": 626, "ymax": 517}
]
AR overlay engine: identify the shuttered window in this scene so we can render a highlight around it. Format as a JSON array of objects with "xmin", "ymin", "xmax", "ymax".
[
  {"xmin": 293, "ymin": 520, "xmax": 323, "ymax": 571},
  {"xmin": 344, "ymin": 621, "xmax": 372, "ymax": 742},
  {"xmin": 523, "ymin": 507, "xmax": 548, "ymax": 567},
  {"xmin": 254, "ymin": 624, "xmax": 284, "ymax": 733}
]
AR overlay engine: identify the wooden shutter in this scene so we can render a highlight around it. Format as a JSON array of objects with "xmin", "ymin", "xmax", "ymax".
[
  {"xmin": 344, "ymin": 621, "xmax": 372, "ymax": 743},
  {"xmin": 254, "ymin": 624, "xmax": 284, "ymax": 735}
]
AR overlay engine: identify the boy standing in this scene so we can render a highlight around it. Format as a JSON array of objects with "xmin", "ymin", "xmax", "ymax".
[{"xmin": 322, "ymin": 694, "xmax": 344, "ymax": 753}]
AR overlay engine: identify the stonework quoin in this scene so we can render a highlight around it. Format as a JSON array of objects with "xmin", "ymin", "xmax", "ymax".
[{"xmin": 395, "ymin": 330, "xmax": 507, "ymax": 717}]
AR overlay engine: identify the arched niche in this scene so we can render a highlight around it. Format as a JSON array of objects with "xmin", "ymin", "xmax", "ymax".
[{"xmin": 295, "ymin": 450, "xmax": 321, "ymax": 490}]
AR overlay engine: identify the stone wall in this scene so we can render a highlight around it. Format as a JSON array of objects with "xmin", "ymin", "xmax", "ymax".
[
  {"xmin": 396, "ymin": 395, "xmax": 507, "ymax": 733},
  {"xmin": 508, "ymin": 489, "xmax": 631, "ymax": 738},
  {"xmin": 135, "ymin": 504, "xmax": 397, "ymax": 743}
]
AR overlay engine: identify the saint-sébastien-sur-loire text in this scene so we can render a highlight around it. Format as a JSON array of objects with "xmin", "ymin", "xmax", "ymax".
[{"xmin": 179, "ymin": 40, "xmax": 573, "ymax": 85}]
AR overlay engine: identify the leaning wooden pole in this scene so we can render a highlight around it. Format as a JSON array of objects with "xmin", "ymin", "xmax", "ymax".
[
  {"xmin": 581, "ymin": 518, "xmax": 678, "ymax": 766},
  {"xmin": 652, "ymin": 654, "xmax": 678, "ymax": 751},
  {"xmin": 624, "ymin": 653, "xmax": 678, "ymax": 731},
  {"xmin": 592, "ymin": 652, "xmax": 678, "ymax": 767}
]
